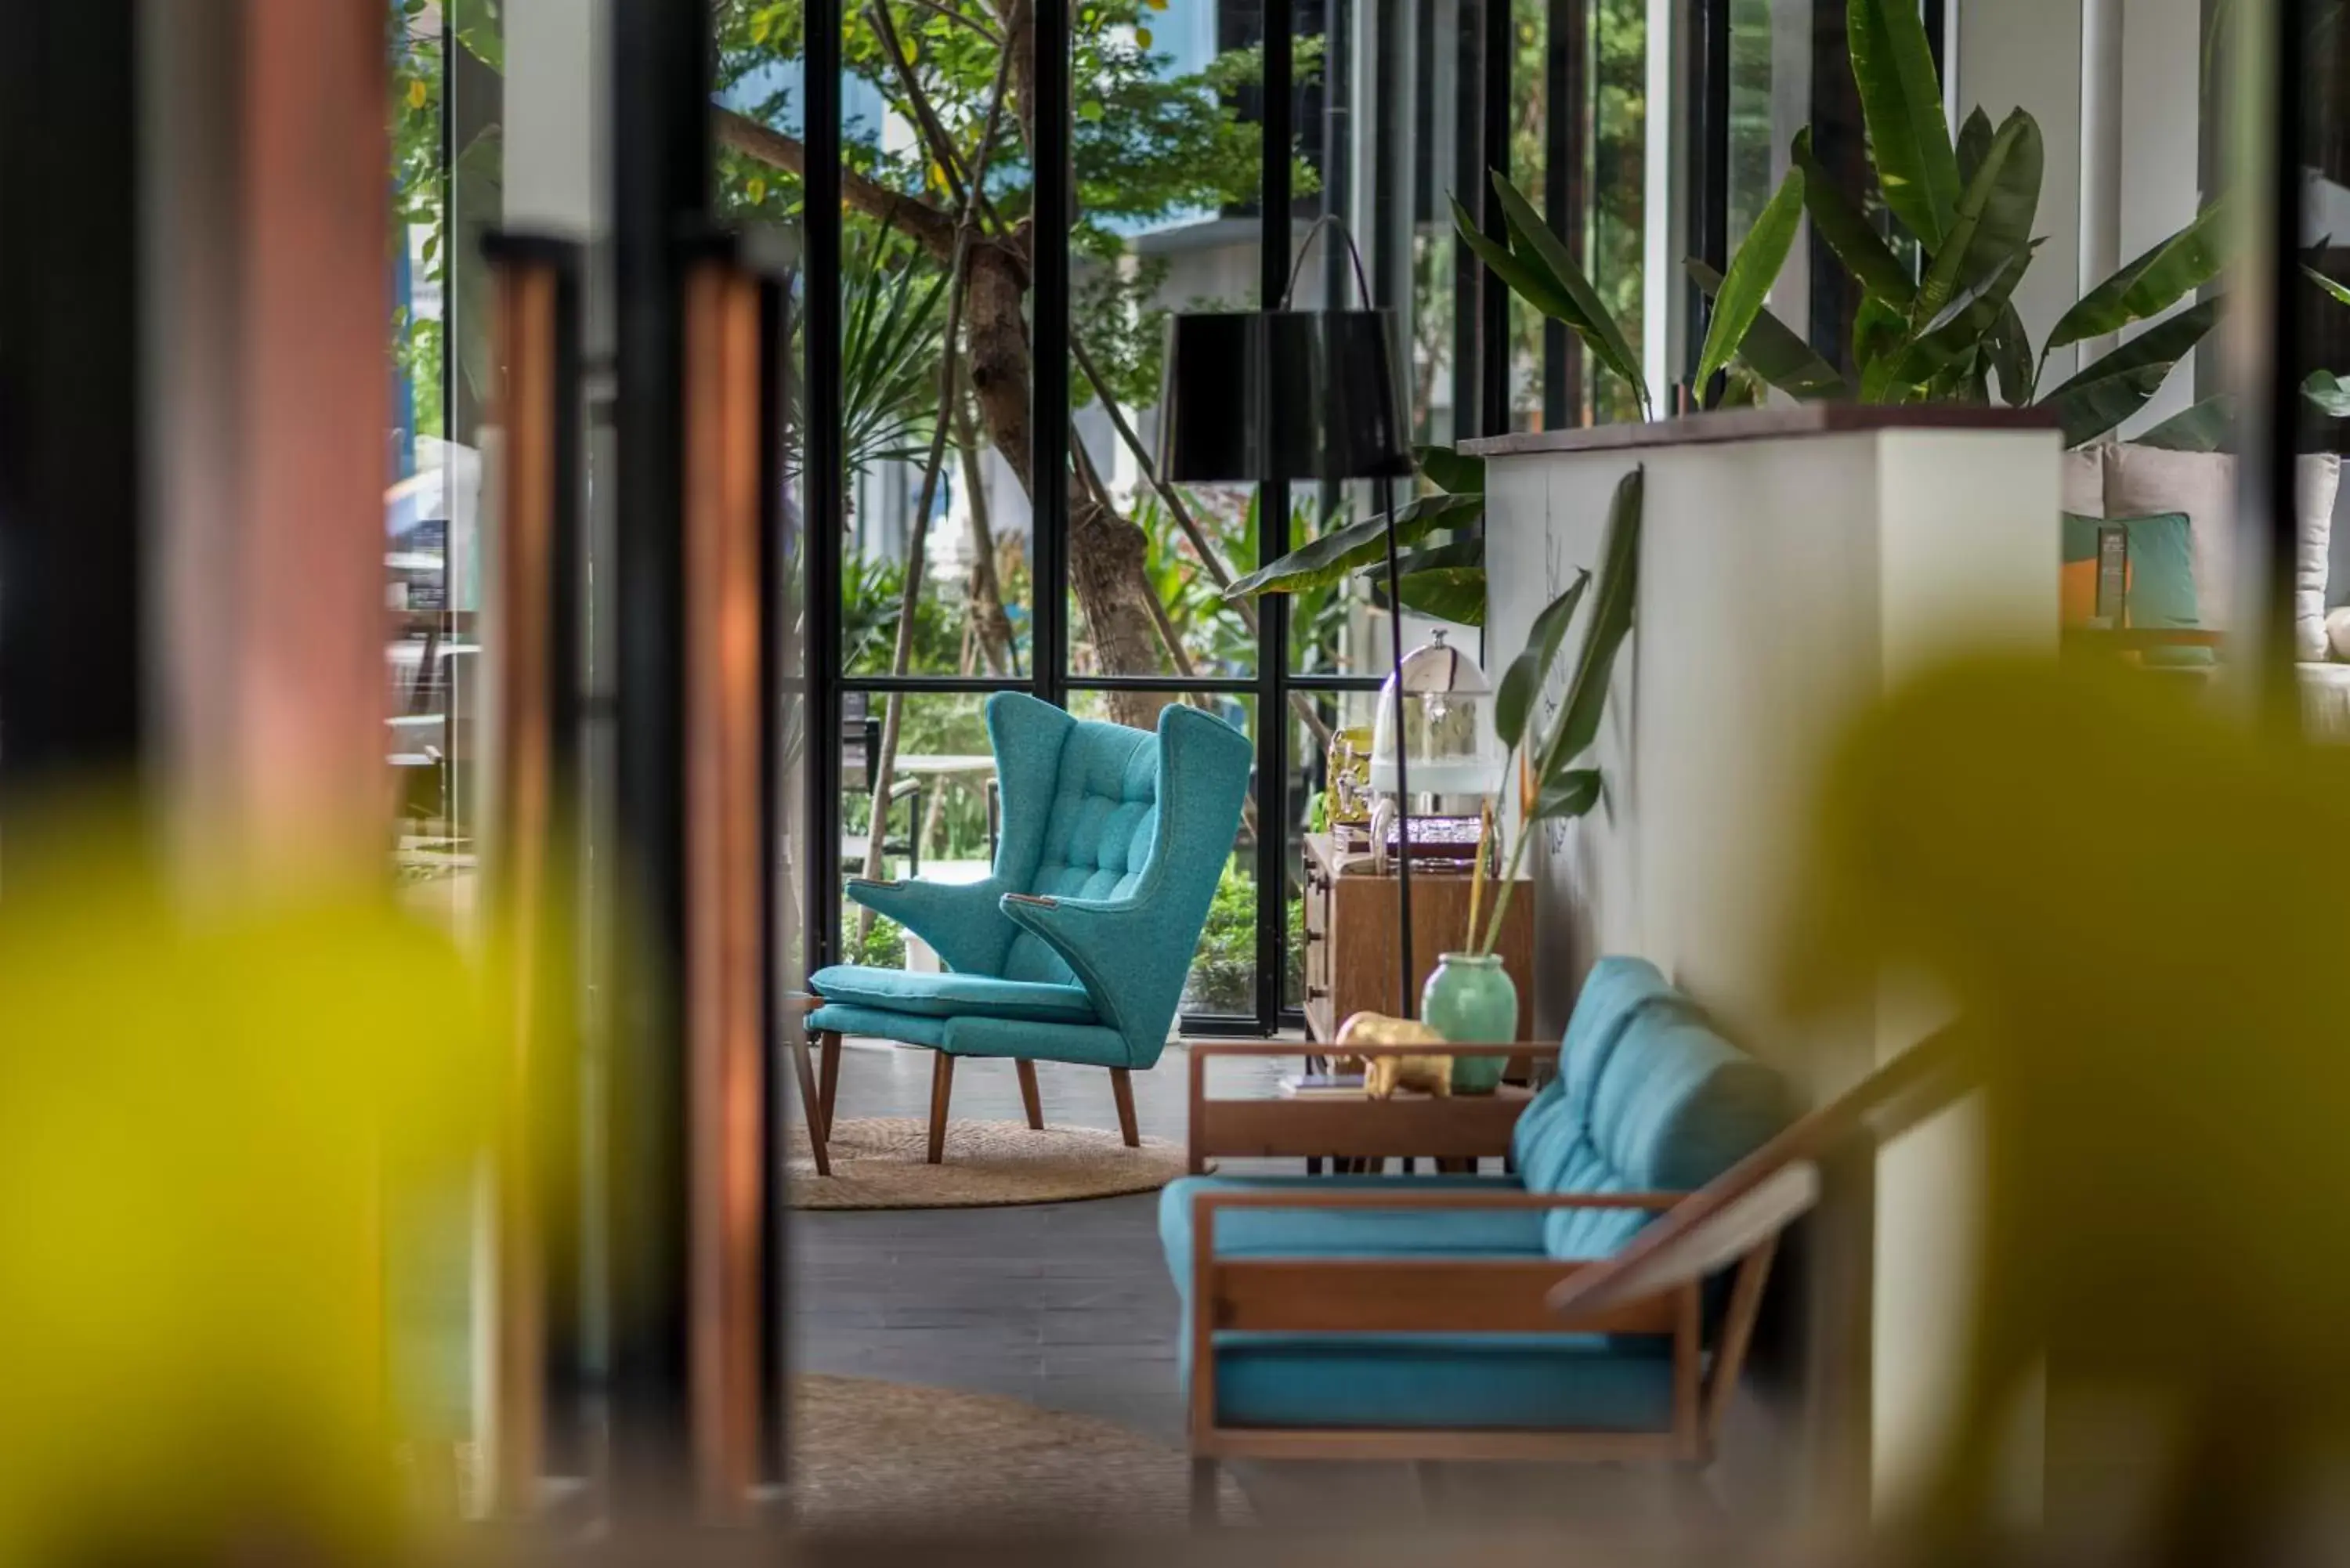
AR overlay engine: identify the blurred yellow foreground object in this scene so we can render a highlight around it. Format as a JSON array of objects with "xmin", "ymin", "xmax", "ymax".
[
  {"xmin": 1788, "ymin": 659, "xmax": 2350, "ymax": 1552},
  {"xmin": 0, "ymin": 815, "xmax": 493, "ymax": 1566}
]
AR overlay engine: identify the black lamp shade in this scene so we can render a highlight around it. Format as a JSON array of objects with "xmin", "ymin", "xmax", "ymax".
[{"xmin": 1158, "ymin": 309, "xmax": 1415, "ymax": 485}]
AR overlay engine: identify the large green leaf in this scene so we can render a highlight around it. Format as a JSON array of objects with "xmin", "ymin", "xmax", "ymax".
[
  {"xmin": 1694, "ymin": 168, "xmax": 1806, "ymax": 403},
  {"xmin": 1528, "ymin": 468, "xmax": 1642, "ymax": 815},
  {"xmin": 1486, "ymin": 174, "xmax": 1651, "ymax": 415},
  {"xmin": 2136, "ymin": 394, "xmax": 2234, "ymax": 452},
  {"xmin": 1955, "ymin": 107, "xmax": 1995, "ymax": 182},
  {"xmin": 2037, "ymin": 298, "xmax": 2222, "ymax": 446},
  {"xmin": 2045, "ymin": 202, "xmax": 2231, "ymax": 351},
  {"xmin": 1534, "ymin": 769, "xmax": 1603, "ymax": 820},
  {"xmin": 2305, "ymin": 370, "xmax": 2350, "ymax": 418},
  {"xmin": 1791, "ymin": 129, "xmax": 1914, "ymax": 305},
  {"xmin": 1847, "ymin": 0, "xmax": 1961, "ymax": 250},
  {"xmin": 1895, "ymin": 245, "xmax": 2036, "ymax": 385},
  {"xmin": 1414, "ymin": 444, "xmax": 1486, "ymax": 496},
  {"xmin": 1985, "ymin": 302, "xmax": 2036, "ymax": 405},
  {"xmin": 1687, "ymin": 261, "xmax": 1853, "ymax": 400},
  {"xmin": 1495, "ymin": 573, "xmax": 1592, "ymax": 751},
  {"xmin": 2308, "ymin": 266, "xmax": 2350, "ymax": 309},
  {"xmin": 1914, "ymin": 110, "xmax": 2041, "ymax": 324},
  {"xmin": 1451, "ymin": 194, "xmax": 1579, "ymax": 323},
  {"xmin": 1394, "ymin": 569, "xmax": 1489, "ymax": 626},
  {"xmin": 1222, "ymin": 492, "xmax": 1480, "ymax": 599}
]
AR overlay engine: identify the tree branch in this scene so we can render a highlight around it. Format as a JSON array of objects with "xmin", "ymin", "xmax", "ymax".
[{"xmin": 716, "ymin": 107, "xmax": 958, "ymax": 260}]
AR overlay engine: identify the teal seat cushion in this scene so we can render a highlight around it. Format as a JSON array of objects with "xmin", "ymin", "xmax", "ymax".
[
  {"xmin": 1161, "ymin": 1176, "xmax": 1672, "ymax": 1432},
  {"xmin": 809, "ymin": 963, "xmax": 1097, "ymax": 1024},
  {"xmin": 1159, "ymin": 1175, "xmax": 1545, "ymax": 1285},
  {"xmin": 802, "ymin": 1000, "xmax": 949, "ymax": 1049},
  {"xmin": 1206, "ymin": 1334, "xmax": 1676, "ymax": 1432}
]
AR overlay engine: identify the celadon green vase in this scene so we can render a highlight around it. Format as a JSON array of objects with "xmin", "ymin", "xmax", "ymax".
[{"xmin": 1421, "ymin": 952, "xmax": 1517, "ymax": 1094}]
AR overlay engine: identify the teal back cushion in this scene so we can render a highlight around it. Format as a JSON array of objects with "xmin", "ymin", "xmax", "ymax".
[
  {"xmin": 2061, "ymin": 510, "xmax": 2210, "ymax": 668},
  {"xmin": 1000, "ymin": 720, "xmax": 1162, "ymax": 985},
  {"xmin": 1510, "ymin": 957, "xmax": 1788, "ymax": 1259}
]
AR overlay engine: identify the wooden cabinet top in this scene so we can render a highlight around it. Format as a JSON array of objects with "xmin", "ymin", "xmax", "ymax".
[{"xmin": 1303, "ymin": 831, "xmax": 1532, "ymax": 883}]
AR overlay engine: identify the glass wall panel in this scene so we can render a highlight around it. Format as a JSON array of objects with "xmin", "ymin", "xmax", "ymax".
[
  {"xmin": 1059, "ymin": 0, "xmax": 1284, "ymax": 691},
  {"xmin": 1068, "ymin": 692, "xmax": 1261, "ymax": 1016}
]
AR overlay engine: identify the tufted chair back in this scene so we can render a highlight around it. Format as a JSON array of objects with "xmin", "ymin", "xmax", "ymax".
[{"xmin": 998, "ymin": 717, "xmax": 1164, "ymax": 984}]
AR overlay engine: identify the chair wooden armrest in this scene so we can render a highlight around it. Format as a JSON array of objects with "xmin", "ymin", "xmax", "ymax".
[{"xmin": 1185, "ymin": 1042, "xmax": 1554, "ymax": 1172}]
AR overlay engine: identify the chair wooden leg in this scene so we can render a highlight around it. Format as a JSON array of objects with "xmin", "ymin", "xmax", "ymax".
[
  {"xmin": 791, "ymin": 1035, "xmax": 830, "ymax": 1178},
  {"xmin": 1015, "ymin": 1058, "xmax": 1044, "ymax": 1130},
  {"xmin": 1110, "ymin": 1067, "xmax": 1140, "ymax": 1147},
  {"xmin": 926, "ymin": 1052, "xmax": 956, "ymax": 1164},
  {"xmin": 1189, "ymin": 1456, "xmax": 1220, "ymax": 1527},
  {"xmin": 816, "ymin": 1030, "xmax": 843, "ymax": 1143}
]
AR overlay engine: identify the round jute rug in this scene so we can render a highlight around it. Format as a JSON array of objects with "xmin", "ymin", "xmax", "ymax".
[
  {"xmin": 790, "ymin": 1375, "xmax": 1246, "ymax": 1532},
  {"xmin": 788, "ymin": 1116, "xmax": 1186, "ymax": 1210}
]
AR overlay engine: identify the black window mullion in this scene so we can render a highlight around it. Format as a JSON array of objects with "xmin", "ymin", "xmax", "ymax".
[
  {"xmin": 1256, "ymin": 0, "xmax": 1296, "ymax": 1036},
  {"xmin": 804, "ymin": 0, "xmax": 846, "ymax": 976},
  {"xmin": 1034, "ymin": 0, "xmax": 1071, "ymax": 713},
  {"xmin": 1479, "ymin": 0, "xmax": 1511, "ymax": 437},
  {"xmin": 1542, "ymin": 0, "xmax": 1587, "ymax": 426},
  {"xmin": 1685, "ymin": 0, "xmax": 1732, "ymax": 406}
]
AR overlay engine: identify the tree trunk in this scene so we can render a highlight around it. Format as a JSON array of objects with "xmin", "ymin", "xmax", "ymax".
[{"xmin": 955, "ymin": 392, "xmax": 1018, "ymax": 676}]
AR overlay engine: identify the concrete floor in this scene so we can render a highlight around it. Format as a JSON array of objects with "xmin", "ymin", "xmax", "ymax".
[{"xmin": 786, "ymin": 1038, "xmax": 1712, "ymax": 1532}]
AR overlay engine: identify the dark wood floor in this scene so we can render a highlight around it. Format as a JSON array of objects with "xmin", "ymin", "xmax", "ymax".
[{"xmin": 786, "ymin": 1039, "xmax": 1711, "ymax": 1531}]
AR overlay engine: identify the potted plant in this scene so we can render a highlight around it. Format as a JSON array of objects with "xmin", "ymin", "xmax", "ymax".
[
  {"xmin": 1228, "ymin": 0, "xmax": 2233, "ymax": 616},
  {"xmin": 1421, "ymin": 470, "xmax": 1640, "ymax": 1090}
]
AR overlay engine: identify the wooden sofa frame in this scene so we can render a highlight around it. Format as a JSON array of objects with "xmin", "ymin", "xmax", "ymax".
[{"xmin": 1179, "ymin": 1041, "xmax": 1782, "ymax": 1519}]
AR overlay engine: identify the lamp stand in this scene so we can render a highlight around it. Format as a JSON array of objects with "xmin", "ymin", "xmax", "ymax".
[{"xmin": 1376, "ymin": 472, "xmax": 1415, "ymax": 1019}]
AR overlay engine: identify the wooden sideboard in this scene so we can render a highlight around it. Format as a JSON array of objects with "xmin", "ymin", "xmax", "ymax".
[{"xmin": 1299, "ymin": 831, "xmax": 1535, "ymax": 1042}]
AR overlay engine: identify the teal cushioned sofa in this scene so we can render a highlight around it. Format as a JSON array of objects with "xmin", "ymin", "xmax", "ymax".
[{"xmin": 1160, "ymin": 956, "xmax": 1791, "ymax": 1499}]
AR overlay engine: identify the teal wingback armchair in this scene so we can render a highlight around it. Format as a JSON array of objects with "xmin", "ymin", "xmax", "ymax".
[{"xmin": 802, "ymin": 691, "xmax": 1253, "ymax": 1165}]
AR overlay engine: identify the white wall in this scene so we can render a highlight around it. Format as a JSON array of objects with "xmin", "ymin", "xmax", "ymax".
[
  {"xmin": 1482, "ymin": 421, "xmax": 2059, "ymax": 1525},
  {"xmin": 1955, "ymin": 0, "xmax": 2088, "ymax": 387}
]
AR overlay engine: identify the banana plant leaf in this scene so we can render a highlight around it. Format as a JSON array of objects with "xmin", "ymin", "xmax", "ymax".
[
  {"xmin": 1914, "ymin": 110, "xmax": 2040, "ymax": 323},
  {"xmin": 2038, "ymin": 298, "xmax": 2222, "ymax": 446},
  {"xmin": 1846, "ymin": 0, "xmax": 1961, "ymax": 251},
  {"xmin": 1893, "ymin": 245, "xmax": 2036, "ymax": 386},
  {"xmin": 2044, "ymin": 202, "xmax": 2231, "ymax": 352},
  {"xmin": 1687, "ymin": 261, "xmax": 1853, "ymax": 400},
  {"xmin": 1450, "ymin": 193, "xmax": 1580, "ymax": 323},
  {"xmin": 1394, "ymin": 568, "xmax": 1490, "ymax": 626},
  {"xmin": 1791, "ymin": 129, "xmax": 1914, "ymax": 305},
  {"xmin": 1415, "ymin": 443, "xmax": 1486, "ymax": 495},
  {"xmin": 2135, "ymin": 394, "xmax": 2234, "ymax": 452},
  {"xmin": 1955, "ymin": 107, "xmax": 1995, "ymax": 182},
  {"xmin": 1222, "ymin": 490, "xmax": 1480, "ymax": 599},
  {"xmin": 2305, "ymin": 370, "xmax": 2350, "ymax": 419},
  {"xmin": 1486, "ymin": 174, "xmax": 1651, "ymax": 415},
  {"xmin": 1534, "ymin": 769, "xmax": 1602, "ymax": 820},
  {"xmin": 1495, "ymin": 572, "xmax": 1592, "ymax": 751},
  {"xmin": 1986, "ymin": 301, "xmax": 2036, "ymax": 404},
  {"xmin": 1528, "ymin": 468, "xmax": 1642, "ymax": 816},
  {"xmin": 1695, "ymin": 168, "xmax": 1807, "ymax": 403}
]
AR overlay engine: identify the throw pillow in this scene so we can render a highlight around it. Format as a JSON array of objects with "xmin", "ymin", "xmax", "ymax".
[
  {"xmin": 2102, "ymin": 446, "xmax": 2341, "ymax": 659},
  {"xmin": 2060, "ymin": 511, "xmax": 2209, "ymax": 667}
]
